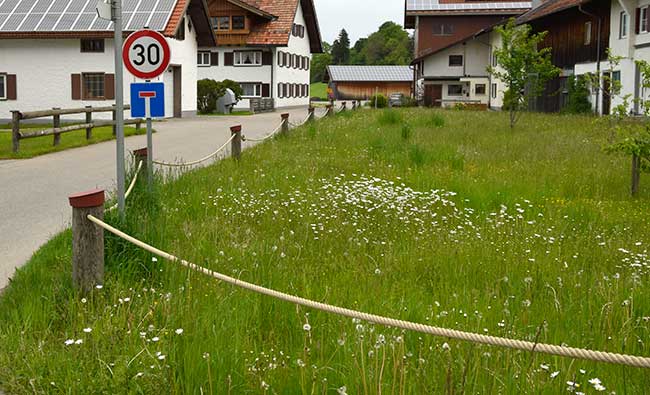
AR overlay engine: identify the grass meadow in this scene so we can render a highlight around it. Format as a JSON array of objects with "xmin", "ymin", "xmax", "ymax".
[
  {"xmin": 0, "ymin": 109, "xmax": 648, "ymax": 394},
  {"xmin": 0, "ymin": 126, "xmax": 142, "ymax": 159},
  {"xmin": 310, "ymin": 82, "xmax": 328, "ymax": 100}
]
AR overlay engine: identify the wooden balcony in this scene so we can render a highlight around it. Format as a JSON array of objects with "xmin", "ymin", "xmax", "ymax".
[{"xmin": 216, "ymin": 31, "xmax": 249, "ymax": 46}]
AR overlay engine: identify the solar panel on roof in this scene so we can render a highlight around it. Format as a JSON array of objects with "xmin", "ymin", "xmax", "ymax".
[
  {"xmin": 406, "ymin": 0, "xmax": 530, "ymax": 11},
  {"xmin": 0, "ymin": 0, "xmax": 176, "ymax": 32}
]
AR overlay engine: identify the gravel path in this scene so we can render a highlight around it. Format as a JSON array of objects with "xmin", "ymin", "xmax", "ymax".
[{"xmin": 0, "ymin": 107, "xmax": 321, "ymax": 290}]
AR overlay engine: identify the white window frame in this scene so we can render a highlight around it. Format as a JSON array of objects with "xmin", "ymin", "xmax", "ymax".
[
  {"xmin": 642, "ymin": 6, "xmax": 649, "ymax": 34},
  {"xmin": 584, "ymin": 21, "xmax": 592, "ymax": 45},
  {"xmin": 240, "ymin": 82, "xmax": 262, "ymax": 98},
  {"xmin": 197, "ymin": 51, "xmax": 211, "ymax": 67},
  {"xmin": 620, "ymin": 11, "xmax": 628, "ymax": 38},
  {"xmin": 491, "ymin": 83, "xmax": 498, "ymax": 99},
  {"xmin": 234, "ymin": 51, "xmax": 262, "ymax": 67},
  {"xmin": 0, "ymin": 74, "xmax": 7, "ymax": 100},
  {"xmin": 447, "ymin": 84, "xmax": 463, "ymax": 96},
  {"xmin": 449, "ymin": 55, "xmax": 463, "ymax": 67},
  {"xmin": 475, "ymin": 84, "xmax": 487, "ymax": 96}
]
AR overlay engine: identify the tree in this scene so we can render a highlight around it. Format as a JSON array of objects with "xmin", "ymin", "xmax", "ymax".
[
  {"xmin": 310, "ymin": 41, "xmax": 331, "ymax": 83},
  {"xmin": 331, "ymin": 29, "xmax": 351, "ymax": 65},
  {"xmin": 349, "ymin": 38, "xmax": 367, "ymax": 65},
  {"xmin": 361, "ymin": 22, "xmax": 412, "ymax": 65},
  {"xmin": 603, "ymin": 58, "xmax": 650, "ymax": 195},
  {"xmin": 487, "ymin": 19, "xmax": 560, "ymax": 129},
  {"xmin": 563, "ymin": 75, "xmax": 593, "ymax": 114}
]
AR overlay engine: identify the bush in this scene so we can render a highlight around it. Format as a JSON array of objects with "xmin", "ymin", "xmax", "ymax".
[
  {"xmin": 401, "ymin": 96, "xmax": 418, "ymax": 107},
  {"xmin": 197, "ymin": 79, "xmax": 244, "ymax": 114},
  {"xmin": 369, "ymin": 94, "xmax": 388, "ymax": 109},
  {"xmin": 377, "ymin": 109, "xmax": 402, "ymax": 125},
  {"xmin": 563, "ymin": 75, "xmax": 593, "ymax": 114}
]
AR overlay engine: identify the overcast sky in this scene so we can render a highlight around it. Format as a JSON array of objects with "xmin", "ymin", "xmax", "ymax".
[{"xmin": 313, "ymin": 0, "xmax": 409, "ymax": 45}]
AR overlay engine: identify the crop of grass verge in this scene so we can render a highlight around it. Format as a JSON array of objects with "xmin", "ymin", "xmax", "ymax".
[
  {"xmin": 310, "ymin": 82, "xmax": 328, "ymax": 100},
  {"xmin": 0, "ymin": 108, "xmax": 649, "ymax": 394},
  {"xmin": 0, "ymin": 126, "xmax": 143, "ymax": 159}
]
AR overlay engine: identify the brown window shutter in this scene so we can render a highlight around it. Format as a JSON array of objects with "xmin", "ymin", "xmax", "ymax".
[
  {"xmin": 307, "ymin": 58, "xmax": 310, "ymax": 70},
  {"xmin": 262, "ymin": 52, "xmax": 272, "ymax": 66},
  {"xmin": 71, "ymin": 74, "xmax": 81, "ymax": 100},
  {"xmin": 211, "ymin": 52, "xmax": 219, "ymax": 66},
  {"xmin": 284, "ymin": 52, "xmax": 289, "ymax": 67},
  {"xmin": 278, "ymin": 51, "xmax": 282, "ymax": 66},
  {"xmin": 262, "ymin": 83, "xmax": 270, "ymax": 97},
  {"xmin": 224, "ymin": 52, "xmax": 234, "ymax": 66},
  {"xmin": 636, "ymin": 8, "xmax": 641, "ymax": 34},
  {"xmin": 6, "ymin": 74, "xmax": 17, "ymax": 100},
  {"xmin": 104, "ymin": 73, "xmax": 115, "ymax": 100}
]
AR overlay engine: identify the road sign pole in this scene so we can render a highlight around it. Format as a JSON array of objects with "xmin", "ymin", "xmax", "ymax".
[
  {"xmin": 113, "ymin": 0, "xmax": 126, "ymax": 217},
  {"xmin": 145, "ymin": 96, "xmax": 153, "ymax": 191}
]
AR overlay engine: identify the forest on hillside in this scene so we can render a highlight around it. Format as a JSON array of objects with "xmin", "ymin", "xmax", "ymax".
[{"xmin": 311, "ymin": 22, "xmax": 414, "ymax": 83}]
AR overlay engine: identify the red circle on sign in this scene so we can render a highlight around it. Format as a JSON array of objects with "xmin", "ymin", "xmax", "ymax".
[{"xmin": 122, "ymin": 30, "xmax": 171, "ymax": 80}]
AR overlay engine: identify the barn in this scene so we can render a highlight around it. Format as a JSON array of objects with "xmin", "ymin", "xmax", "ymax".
[{"xmin": 325, "ymin": 65, "xmax": 413, "ymax": 100}]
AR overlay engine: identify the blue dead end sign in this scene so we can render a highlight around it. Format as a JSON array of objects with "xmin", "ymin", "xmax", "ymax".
[{"xmin": 130, "ymin": 82, "xmax": 165, "ymax": 118}]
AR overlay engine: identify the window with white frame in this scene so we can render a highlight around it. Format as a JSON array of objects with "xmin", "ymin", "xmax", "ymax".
[
  {"xmin": 642, "ymin": 6, "xmax": 649, "ymax": 33},
  {"xmin": 491, "ymin": 83, "xmax": 497, "ymax": 99},
  {"xmin": 0, "ymin": 74, "xmax": 6, "ymax": 100},
  {"xmin": 234, "ymin": 51, "xmax": 262, "ymax": 66},
  {"xmin": 475, "ymin": 84, "xmax": 486, "ymax": 95},
  {"xmin": 449, "ymin": 55, "xmax": 463, "ymax": 67},
  {"xmin": 240, "ymin": 83, "xmax": 262, "ymax": 98},
  {"xmin": 584, "ymin": 21, "xmax": 592, "ymax": 45},
  {"xmin": 620, "ymin": 11, "xmax": 628, "ymax": 38},
  {"xmin": 448, "ymin": 84, "xmax": 463, "ymax": 96},
  {"xmin": 197, "ymin": 51, "xmax": 211, "ymax": 66}
]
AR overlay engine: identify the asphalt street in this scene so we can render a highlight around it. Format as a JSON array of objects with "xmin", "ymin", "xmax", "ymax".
[{"xmin": 0, "ymin": 106, "xmax": 325, "ymax": 290}]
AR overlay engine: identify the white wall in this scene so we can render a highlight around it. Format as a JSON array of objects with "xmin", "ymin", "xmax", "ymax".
[
  {"xmin": 167, "ymin": 14, "xmax": 199, "ymax": 117},
  {"xmin": 196, "ymin": 47, "xmax": 273, "ymax": 110},
  {"xmin": 273, "ymin": 3, "xmax": 311, "ymax": 108},
  {"xmin": 421, "ymin": 39, "xmax": 490, "ymax": 79},
  {"xmin": 0, "ymin": 17, "xmax": 198, "ymax": 121}
]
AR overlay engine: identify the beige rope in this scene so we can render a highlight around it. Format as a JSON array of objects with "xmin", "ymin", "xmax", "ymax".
[
  {"xmin": 152, "ymin": 135, "xmax": 234, "ymax": 167},
  {"xmin": 289, "ymin": 113, "xmax": 312, "ymax": 128},
  {"xmin": 86, "ymin": 214, "xmax": 650, "ymax": 369},
  {"xmin": 106, "ymin": 161, "xmax": 143, "ymax": 212},
  {"xmin": 242, "ymin": 121, "xmax": 284, "ymax": 142}
]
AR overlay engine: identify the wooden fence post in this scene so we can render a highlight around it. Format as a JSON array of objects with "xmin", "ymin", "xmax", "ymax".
[
  {"xmin": 112, "ymin": 105, "xmax": 117, "ymax": 136},
  {"xmin": 85, "ymin": 106, "xmax": 93, "ymax": 140},
  {"xmin": 632, "ymin": 154, "xmax": 641, "ymax": 196},
  {"xmin": 52, "ymin": 108, "xmax": 61, "ymax": 146},
  {"xmin": 341, "ymin": 102, "xmax": 347, "ymax": 112},
  {"xmin": 281, "ymin": 113, "xmax": 290, "ymax": 134},
  {"xmin": 230, "ymin": 125, "xmax": 242, "ymax": 160},
  {"xmin": 326, "ymin": 104, "xmax": 333, "ymax": 117},
  {"xmin": 69, "ymin": 189, "xmax": 105, "ymax": 293},
  {"xmin": 11, "ymin": 110, "xmax": 20, "ymax": 153},
  {"xmin": 308, "ymin": 106, "xmax": 315, "ymax": 122}
]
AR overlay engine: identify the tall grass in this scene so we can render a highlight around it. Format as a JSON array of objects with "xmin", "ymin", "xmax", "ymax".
[{"xmin": 0, "ymin": 109, "xmax": 648, "ymax": 394}]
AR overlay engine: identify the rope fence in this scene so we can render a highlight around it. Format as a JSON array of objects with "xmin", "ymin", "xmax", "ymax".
[
  {"xmin": 82, "ymin": 213, "xmax": 650, "ymax": 369},
  {"xmin": 242, "ymin": 120, "xmax": 284, "ymax": 142},
  {"xmin": 152, "ymin": 135, "xmax": 235, "ymax": 168},
  {"xmin": 106, "ymin": 160, "xmax": 143, "ymax": 212}
]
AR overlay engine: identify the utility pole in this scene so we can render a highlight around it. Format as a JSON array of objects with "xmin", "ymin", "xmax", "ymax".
[{"xmin": 113, "ymin": 0, "xmax": 125, "ymax": 217}]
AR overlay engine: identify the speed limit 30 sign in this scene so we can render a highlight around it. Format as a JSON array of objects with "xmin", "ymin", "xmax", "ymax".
[{"xmin": 122, "ymin": 30, "xmax": 171, "ymax": 80}]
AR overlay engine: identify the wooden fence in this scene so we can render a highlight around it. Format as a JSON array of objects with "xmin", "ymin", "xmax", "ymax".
[{"xmin": 10, "ymin": 105, "xmax": 143, "ymax": 153}]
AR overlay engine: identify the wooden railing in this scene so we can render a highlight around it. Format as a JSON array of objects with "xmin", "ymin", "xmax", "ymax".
[{"xmin": 10, "ymin": 105, "xmax": 142, "ymax": 153}]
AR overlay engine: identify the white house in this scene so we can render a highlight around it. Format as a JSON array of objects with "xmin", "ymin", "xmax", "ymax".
[
  {"xmin": 575, "ymin": 0, "xmax": 650, "ymax": 115},
  {"xmin": 196, "ymin": 0, "xmax": 322, "ymax": 111},
  {"xmin": 0, "ymin": 0, "xmax": 216, "ymax": 121}
]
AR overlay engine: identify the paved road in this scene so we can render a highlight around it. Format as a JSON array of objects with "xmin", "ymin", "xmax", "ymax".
[{"xmin": 0, "ymin": 107, "xmax": 324, "ymax": 290}]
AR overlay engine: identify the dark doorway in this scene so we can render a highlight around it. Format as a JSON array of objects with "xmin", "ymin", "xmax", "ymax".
[
  {"xmin": 172, "ymin": 66, "xmax": 182, "ymax": 118},
  {"xmin": 424, "ymin": 84, "xmax": 442, "ymax": 107}
]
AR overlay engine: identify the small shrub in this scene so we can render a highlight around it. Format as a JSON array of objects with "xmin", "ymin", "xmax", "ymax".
[
  {"xmin": 369, "ymin": 94, "xmax": 388, "ymax": 109},
  {"xmin": 563, "ymin": 75, "xmax": 593, "ymax": 114},
  {"xmin": 197, "ymin": 79, "xmax": 244, "ymax": 114},
  {"xmin": 378, "ymin": 109, "xmax": 402, "ymax": 125},
  {"xmin": 401, "ymin": 96, "xmax": 419, "ymax": 107},
  {"xmin": 401, "ymin": 124, "xmax": 412, "ymax": 140}
]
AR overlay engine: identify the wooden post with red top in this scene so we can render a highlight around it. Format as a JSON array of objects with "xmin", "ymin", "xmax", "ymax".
[
  {"xmin": 69, "ymin": 189, "xmax": 105, "ymax": 292},
  {"xmin": 308, "ymin": 106, "xmax": 315, "ymax": 122}
]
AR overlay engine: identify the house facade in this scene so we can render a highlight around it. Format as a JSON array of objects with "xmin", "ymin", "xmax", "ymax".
[
  {"xmin": 196, "ymin": 0, "xmax": 322, "ymax": 110},
  {"xmin": 0, "ymin": 0, "xmax": 216, "ymax": 120},
  {"xmin": 405, "ymin": 0, "xmax": 531, "ymax": 107},
  {"xmin": 575, "ymin": 0, "xmax": 650, "ymax": 114}
]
